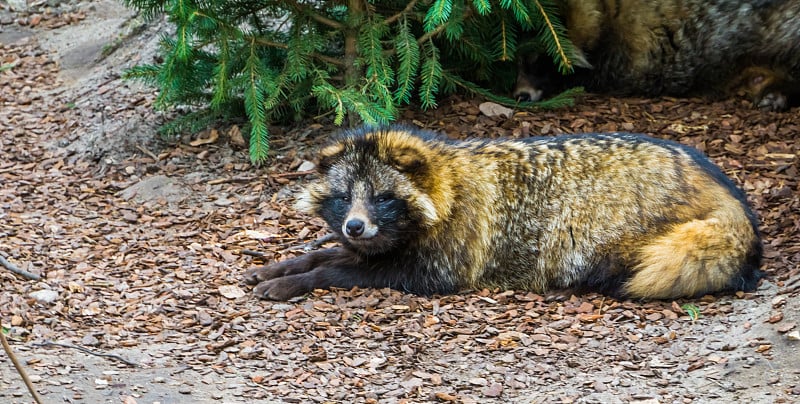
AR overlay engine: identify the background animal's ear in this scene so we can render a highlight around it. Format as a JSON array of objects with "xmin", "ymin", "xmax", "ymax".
[
  {"xmin": 571, "ymin": 49, "xmax": 593, "ymax": 69},
  {"xmin": 390, "ymin": 147, "xmax": 426, "ymax": 173},
  {"xmin": 317, "ymin": 143, "xmax": 345, "ymax": 173}
]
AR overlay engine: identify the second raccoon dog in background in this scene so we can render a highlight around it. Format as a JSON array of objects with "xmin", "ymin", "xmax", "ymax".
[
  {"xmin": 514, "ymin": 0, "xmax": 800, "ymax": 110},
  {"xmin": 245, "ymin": 126, "xmax": 763, "ymax": 301}
]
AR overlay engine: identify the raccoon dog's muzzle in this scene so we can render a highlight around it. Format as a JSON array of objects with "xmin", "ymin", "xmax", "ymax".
[{"xmin": 343, "ymin": 200, "xmax": 379, "ymax": 240}]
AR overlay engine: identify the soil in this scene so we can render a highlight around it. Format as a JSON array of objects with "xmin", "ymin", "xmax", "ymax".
[{"xmin": 1, "ymin": 1, "xmax": 799, "ymax": 403}]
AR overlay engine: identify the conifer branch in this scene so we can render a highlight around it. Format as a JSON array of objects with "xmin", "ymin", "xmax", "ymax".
[
  {"xmin": 531, "ymin": 0, "xmax": 571, "ymax": 69},
  {"xmin": 283, "ymin": 0, "xmax": 344, "ymax": 29},
  {"xmin": 500, "ymin": 18, "xmax": 509, "ymax": 61},
  {"xmin": 417, "ymin": 6, "xmax": 473, "ymax": 46},
  {"xmin": 253, "ymin": 38, "xmax": 345, "ymax": 67},
  {"xmin": 385, "ymin": 0, "xmax": 420, "ymax": 25},
  {"xmin": 123, "ymin": 0, "xmax": 576, "ymax": 162}
]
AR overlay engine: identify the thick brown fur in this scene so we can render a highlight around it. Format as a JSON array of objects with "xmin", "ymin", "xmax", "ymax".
[
  {"xmin": 514, "ymin": 0, "xmax": 800, "ymax": 110},
  {"xmin": 244, "ymin": 126, "xmax": 763, "ymax": 300}
]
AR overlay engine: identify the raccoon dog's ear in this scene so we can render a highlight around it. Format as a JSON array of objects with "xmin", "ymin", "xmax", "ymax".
[
  {"xmin": 389, "ymin": 147, "xmax": 426, "ymax": 173},
  {"xmin": 571, "ymin": 48, "xmax": 593, "ymax": 69},
  {"xmin": 317, "ymin": 143, "xmax": 346, "ymax": 173}
]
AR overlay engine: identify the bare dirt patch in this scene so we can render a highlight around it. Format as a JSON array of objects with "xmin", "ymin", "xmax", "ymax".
[{"xmin": 1, "ymin": 1, "xmax": 799, "ymax": 403}]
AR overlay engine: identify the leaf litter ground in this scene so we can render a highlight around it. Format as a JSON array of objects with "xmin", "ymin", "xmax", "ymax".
[{"xmin": 1, "ymin": 2, "xmax": 799, "ymax": 403}]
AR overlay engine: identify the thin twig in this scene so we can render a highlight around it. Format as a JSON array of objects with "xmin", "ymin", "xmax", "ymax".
[
  {"xmin": 32, "ymin": 340, "xmax": 138, "ymax": 367},
  {"xmin": 207, "ymin": 176, "xmax": 258, "ymax": 185},
  {"xmin": 385, "ymin": 0, "xmax": 420, "ymax": 25},
  {"xmin": 241, "ymin": 249, "xmax": 268, "ymax": 258},
  {"xmin": 0, "ymin": 254, "xmax": 40, "ymax": 281},
  {"xmin": 253, "ymin": 38, "xmax": 344, "ymax": 67},
  {"xmin": 416, "ymin": 7, "xmax": 473, "ymax": 46},
  {"xmin": 1, "ymin": 329, "xmax": 44, "ymax": 404},
  {"xmin": 271, "ymin": 170, "xmax": 315, "ymax": 179},
  {"xmin": 283, "ymin": 0, "xmax": 345, "ymax": 29},
  {"xmin": 282, "ymin": 233, "xmax": 339, "ymax": 253},
  {"xmin": 136, "ymin": 144, "xmax": 160, "ymax": 161}
]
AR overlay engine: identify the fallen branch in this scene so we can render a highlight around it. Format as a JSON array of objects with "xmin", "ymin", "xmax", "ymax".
[
  {"xmin": 0, "ymin": 254, "xmax": 40, "ymax": 281},
  {"xmin": 135, "ymin": 144, "xmax": 160, "ymax": 161},
  {"xmin": 1, "ymin": 328, "xmax": 44, "ymax": 404},
  {"xmin": 241, "ymin": 249, "xmax": 268, "ymax": 258},
  {"xmin": 242, "ymin": 234, "xmax": 339, "ymax": 258},
  {"xmin": 284, "ymin": 233, "xmax": 338, "ymax": 253},
  {"xmin": 32, "ymin": 340, "xmax": 138, "ymax": 367},
  {"xmin": 271, "ymin": 170, "xmax": 315, "ymax": 179}
]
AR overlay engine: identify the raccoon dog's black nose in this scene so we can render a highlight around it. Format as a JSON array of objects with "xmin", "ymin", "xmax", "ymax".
[{"xmin": 345, "ymin": 219, "xmax": 365, "ymax": 237}]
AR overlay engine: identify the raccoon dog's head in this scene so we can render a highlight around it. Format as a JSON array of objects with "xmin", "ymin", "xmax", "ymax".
[
  {"xmin": 513, "ymin": 49, "xmax": 591, "ymax": 102},
  {"xmin": 296, "ymin": 127, "xmax": 442, "ymax": 255}
]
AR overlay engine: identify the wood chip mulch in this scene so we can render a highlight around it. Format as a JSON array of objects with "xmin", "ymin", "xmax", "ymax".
[{"xmin": 1, "ymin": 25, "xmax": 799, "ymax": 403}]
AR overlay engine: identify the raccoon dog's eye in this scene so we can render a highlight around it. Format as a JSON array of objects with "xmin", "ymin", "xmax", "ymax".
[
  {"xmin": 375, "ymin": 193, "xmax": 394, "ymax": 204},
  {"xmin": 341, "ymin": 196, "xmax": 351, "ymax": 202}
]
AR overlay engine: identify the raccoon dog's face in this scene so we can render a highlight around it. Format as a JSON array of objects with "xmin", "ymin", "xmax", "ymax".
[
  {"xmin": 513, "ymin": 47, "xmax": 591, "ymax": 102},
  {"xmin": 514, "ymin": 53, "xmax": 564, "ymax": 102},
  {"xmin": 297, "ymin": 131, "xmax": 437, "ymax": 255}
]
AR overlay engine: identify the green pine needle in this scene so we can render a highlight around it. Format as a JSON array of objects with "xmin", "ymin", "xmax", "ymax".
[
  {"xmin": 424, "ymin": 0, "xmax": 453, "ymax": 32},
  {"xmin": 393, "ymin": 17, "xmax": 420, "ymax": 105},
  {"xmin": 472, "ymin": 0, "xmax": 491, "ymax": 15},
  {"xmin": 681, "ymin": 303, "xmax": 702, "ymax": 322},
  {"xmin": 419, "ymin": 41, "xmax": 443, "ymax": 110}
]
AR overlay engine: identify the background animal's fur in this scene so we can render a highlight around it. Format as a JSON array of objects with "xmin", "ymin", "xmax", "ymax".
[
  {"xmin": 245, "ymin": 126, "xmax": 763, "ymax": 300},
  {"xmin": 515, "ymin": 0, "xmax": 800, "ymax": 109}
]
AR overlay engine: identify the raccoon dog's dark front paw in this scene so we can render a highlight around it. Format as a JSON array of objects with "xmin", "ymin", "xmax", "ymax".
[
  {"xmin": 253, "ymin": 277, "xmax": 307, "ymax": 300},
  {"xmin": 244, "ymin": 253, "xmax": 318, "ymax": 285},
  {"xmin": 756, "ymin": 92, "xmax": 788, "ymax": 111},
  {"xmin": 243, "ymin": 265, "xmax": 282, "ymax": 285}
]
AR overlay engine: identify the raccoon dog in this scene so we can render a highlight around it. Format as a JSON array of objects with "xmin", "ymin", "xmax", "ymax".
[
  {"xmin": 244, "ymin": 126, "xmax": 763, "ymax": 300},
  {"xmin": 514, "ymin": 0, "xmax": 800, "ymax": 110}
]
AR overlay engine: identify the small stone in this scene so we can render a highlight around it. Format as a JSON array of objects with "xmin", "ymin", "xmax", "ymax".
[
  {"xmin": 29, "ymin": 290, "xmax": 59, "ymax": 304},
  {"xmin": 196, "ymin": 311, "xmax": 213, "ymax": 326},
  {"xmin": 482, "ymin": 382, "xmax": 503, "ymax": 397},
  {"xmin": 593, "ymin": 380, "xmax": 607, "ymax": 392},
  {"xmin": 400, "ymin": 377, "xmax": 423, "ymax": 390},
  {"xmin": 6, "ymin": 0, "xmax": 28, "ymax": 12},
  {"xmin": 271, "ymin": 303, "xmax": 294, "ymax": 311},
  {"xmin": 81, "ymin": 334, "xmax": 100, "ymax": 346},
  {"xmin": 213, "ymin": 197, "xmax": 233, "ymax": 207},
  {"xmin": 777, "ymin": 322, "xmax": 797, "ymax": 333},
  {"xmin": 297, "ymin": 160, "xmax": 316, "ymax": 172},
  {"xmin": 478, "ymin": 102, "xmax": 513, "ymax": 118}
]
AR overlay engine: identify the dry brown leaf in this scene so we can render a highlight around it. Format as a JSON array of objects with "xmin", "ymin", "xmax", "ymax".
[
  {"xmin": 228, "ymin": 125, "xmax": 245, "ymax": 146},
  {"xmin": 189, "ymin": 128, "xmax": 219, "ymax": 146}
]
